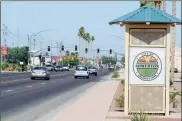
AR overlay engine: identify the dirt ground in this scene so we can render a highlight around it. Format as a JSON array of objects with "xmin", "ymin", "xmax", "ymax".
[{"xmin": 109, "ymin": 80, "xmax": 124, "ymax": 111}]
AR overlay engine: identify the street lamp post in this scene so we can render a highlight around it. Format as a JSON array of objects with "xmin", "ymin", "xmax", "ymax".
[{"xmin": 27, "ymin": 29, "xmax": 51, "ymax": 70}]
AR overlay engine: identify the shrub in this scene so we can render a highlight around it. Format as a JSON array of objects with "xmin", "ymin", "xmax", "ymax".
[
  {"xmin": 112, "ymin": 72, "xmax": 119, "ymax": 78},
  {"xmin": 115, "ymin": 95, "xmax": 124, "ymax": 107},
  {"xmin": 130, "ymin": 110, "xmax": 153, "ymax": 121},
  {"xmin": 121, "ymin": 80, "xmax": 125, "ymax": 86},
  {"xmin": 2, "ymin": 62, "xmax": 9, "ymax": 70},
  {"xmin": 16, "ymin": 66, "xmax": 22, "ymax": 72}
]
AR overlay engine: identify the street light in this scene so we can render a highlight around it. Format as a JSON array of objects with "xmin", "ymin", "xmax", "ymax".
[{"xmin": 27, "ymin": 29, "xmax": 51, "ymax": 70}]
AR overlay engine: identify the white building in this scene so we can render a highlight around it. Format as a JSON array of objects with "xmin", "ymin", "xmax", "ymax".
[{"xmin": 30, "ymin": 56, "xmax": 51, "ymax": 66}]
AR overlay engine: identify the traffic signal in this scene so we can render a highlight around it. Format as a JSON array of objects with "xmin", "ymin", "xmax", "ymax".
[
  {"xmin": 41, "ymin": 57, "xmax": 45, "ymax": 62},
  {"xmin": 75, "ymin": 45, "xmax": 77, "ymax": 51},
  {"xmin": 61, "ymin": 45, "xmax": 64, "ymax": 51},
  {"xmin": 85, "ymin": 48, "xmax": 88, "ymax": 53},
  {"xmin": 48, "ymin": 46, "xmax": 50, "ymax": 51},
  {"xmin": 38, "ymin": 55, "xmax": 42, "ymax": 61},
  {"xmin": 97, "ymin": 48, "xmax": 100, "ymax": 53},
  {"xmin": 109, "ymin": 49, "xmax": 112, "ymax": 54}
]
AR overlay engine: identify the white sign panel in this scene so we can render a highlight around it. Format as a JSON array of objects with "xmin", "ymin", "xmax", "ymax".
[
  {"xmin": 20, "ymin": 62, "xmax": 24, "ymax": 65},
  {"xmin": 129, "ymin": 47, "xmax": 166, "ymax": 85}
]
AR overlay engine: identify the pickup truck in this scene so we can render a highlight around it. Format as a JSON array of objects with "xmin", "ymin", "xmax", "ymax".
[{"xmin": 88, "ymin": 66, "xmax": 97, "ymax": 76}]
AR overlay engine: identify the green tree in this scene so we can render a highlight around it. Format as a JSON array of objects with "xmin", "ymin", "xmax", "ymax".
[
  {"xmin": 7, "ymin": 46, "xmax": 29, "ymax": 65},
  {"xmin": 65, "ymin": 50, "xmax": 70, "ymax": 56},
  {"xmin": 101, "ymin": 56, "xmax": 116, "ymax": 65},
  {"xmin": 70, "ymin": 52, "xmax": 76, "ymax": 56}
]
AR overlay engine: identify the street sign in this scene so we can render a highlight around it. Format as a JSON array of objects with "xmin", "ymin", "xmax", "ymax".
[
  {"xmin": 1, "ymin": 46, "xmax": 8, "ymax": 55},
  {"xmin": 20, "ymin": 62, "xmax": 24, "ymax": 65}
]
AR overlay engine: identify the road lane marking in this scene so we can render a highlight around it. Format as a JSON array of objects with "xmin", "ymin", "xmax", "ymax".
[
  {"xmin": 53, "ymin": 81, "xmax": 56, "ymax": 82},
  {"xmin": 1, "ymin": 72, "xmax": 72, "ymax": 83},
  {"xmin": 41, "ymin": 83, "xmax": 46, "ymax": 85},
  {"xmin": 0, "ymin": 75, "xmax": 28, "ymax": 78},
  {"xmin": 6, "ymin": 90, "xmax": 13, "ymax": 92},
  {"xmin": 1, "ymin": 78, "xmax": 30, "ymax": 83},
  {"xmin": 26, "ymin": 86, "xmax": 32, "ymax": 88}
]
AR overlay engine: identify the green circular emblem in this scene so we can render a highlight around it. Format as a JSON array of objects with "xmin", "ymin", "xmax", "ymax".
[{"xmin": 133, "ymin": 51, "xmax": 162, "ymax": 81}]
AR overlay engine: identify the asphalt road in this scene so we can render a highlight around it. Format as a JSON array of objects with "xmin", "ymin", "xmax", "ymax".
[{"xmin": 0, "ymin": 69, "xmax": 113, "ymax": 121}]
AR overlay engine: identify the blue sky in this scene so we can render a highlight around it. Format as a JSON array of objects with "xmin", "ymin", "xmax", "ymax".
[{"xmin": 1, "ymin": 1, "xmax": 181, "ymax": 56}]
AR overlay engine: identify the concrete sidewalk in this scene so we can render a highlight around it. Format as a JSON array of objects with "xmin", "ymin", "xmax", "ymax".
[{"xmin": 51, "ymin": 80, "xmax": 120, "ymax": 121}]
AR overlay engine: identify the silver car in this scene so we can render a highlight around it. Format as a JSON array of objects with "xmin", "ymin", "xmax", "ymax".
[
  {"xmin": 45, "ymin": 65, "xmax": 53, "ymax": 71},
  {"xmin": 55, "ymin": 66, "xmax": 63, "ymax": 72},
  {"xmin": 88, "ymin": 66, "xmax": 98, "ymax": 76},
  {"xmin": 31, "ymin": 67, "xmax": 50, "ymax": 80}
]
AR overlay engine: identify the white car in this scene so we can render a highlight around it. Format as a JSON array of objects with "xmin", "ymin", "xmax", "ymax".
[
  {"xmin": 74, "ymin": 65, "xmax": 89, "ymax": 79},
  {"xmin": 88, "ymin": 66, "xmax": 98, "ymax": 76},
  {"xmin": 63, "ymin": 65, "xmax": 69, "ymax": 71}
]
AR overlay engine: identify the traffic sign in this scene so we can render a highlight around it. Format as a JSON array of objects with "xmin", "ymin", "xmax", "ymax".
[{"xmin": 20, "ymin": 62, "xmax": 24, "ymax": 65}]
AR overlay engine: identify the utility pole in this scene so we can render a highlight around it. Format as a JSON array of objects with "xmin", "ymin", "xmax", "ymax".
[
  {"xmin": 17, "ymin": 29, "xmax": 19, "ymax": 65},
  {"xmin": 51, "ymin": 40, "xmax": 53, "ymax": 64},
  {"xmin": 32, "ymin": 36, "xmax": 36, "ymax": 66},
  {"xmin": 171, "ymin": 0, "xmax": 176, "ymax": 83},
  {"xmin": 3, "ymin": 28, "xmax": 8, "ymax": 62},
  {"xmin": 60, "ymin": 41, "xmax": 63, "ymax": 66},
  {"xmin": 27, "ymin": 34, "xmax": 30, "ymax": 71},
  {"xmin": 39, "ymin": 41, "xmax": 43, "ymax": 50}
]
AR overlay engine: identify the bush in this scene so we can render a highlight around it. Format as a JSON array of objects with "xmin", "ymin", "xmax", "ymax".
[
  {"xmin": 2, "ymin": 62, "xmax": 9, "ymax": 70},
  {"xmin": 16, "ymin": 66, "xmax": 22, "ymax": 72},
  {"xmin": 115, "ymin": 95, "xmax": 124, "ymax": 107},
  {"xmin": 130, "ymin": 110, "xmax": 153, "ymax": 121},
  {"xmin": 112, "ymin": 71, "xmax": 119, "ymax": 78},
  {"xmin": 121, "ymin": 80, "xmax": 125, "ymax": 86}
]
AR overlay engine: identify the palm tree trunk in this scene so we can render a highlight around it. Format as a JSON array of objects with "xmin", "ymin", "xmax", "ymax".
[
  {"xmin": 162, "ymin": 0, "xmax": 166, "ymax": 12},
  {"xmin": 79, "ymin": 36, "xmax": 80, "ymax": 57},
  {"xmin": 171, "ymin": 0, "xmax": 176, "ymax": 84},
  {"xmin": 91, "ymin": 41, "xmax": 93, "ymax": 61}
]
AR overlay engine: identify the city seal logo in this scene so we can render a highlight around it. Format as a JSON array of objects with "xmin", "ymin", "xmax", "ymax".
[{"xmin": 133, "ymin": 51, "xmax": 162, "ymax": 81}]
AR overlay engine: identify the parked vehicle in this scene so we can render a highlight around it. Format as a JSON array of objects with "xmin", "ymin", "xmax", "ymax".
[
  {"xmin": 88, "ymin": 66, "xmax": 98, "ymax": 76},
  {"xmin": 63, "ymin": 65, "xmax": 69, "ymax": 71},
  {"xmin": 74, "ymin": 65, "xmax": 89, "ymax": 79},
  {"xmin": 31, "ymin": 67, "xmax": 50, "ymax": 80},
  {"xmin": 108, "ymin": 65, "xmax": 115, "ymax": 70},
  {"xmin": 55, "ymin": 65, "xmax": 63, "ymax": 72},
  {"xmin": 45, "ymin": 64, "xmax": 53, "ymax": 71}
]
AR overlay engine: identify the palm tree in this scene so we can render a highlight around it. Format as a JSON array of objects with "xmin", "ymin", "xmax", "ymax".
[
  {"xmin": 91, "ymin": 36, "xmax": 95, "ymax": 60},
  {"xmin": 84, "ymin": 33, "xmax": 91, "ymax": 59},
  {"xmin": 140, "ymin": 0, "xmax": 162, "ymax": 8},
  {"xmin": 78, "ymin": 27, "xmax": 85, "ymax": 58},
  {"xmin": 170, "ymin": 91, "xmax": 181, "ymax": 108},
  {"xmin": 171, "ymin": 0, "xmax": 176, "ymax": 87}
]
